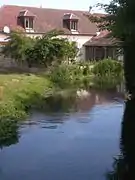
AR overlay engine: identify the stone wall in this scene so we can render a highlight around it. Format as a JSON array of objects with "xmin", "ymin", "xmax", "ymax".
[
  {"xmin": 0, "ymin": 55, "xmax": 46, "ymax": 73},
  {"xmin": 0, "ymin": 55, "xmax": 17, "ymax": 68}
]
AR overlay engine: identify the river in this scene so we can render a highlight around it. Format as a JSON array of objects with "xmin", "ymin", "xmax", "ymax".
[{"xmin": 0, "ymin": 90, "xmax": 124, "ymax": 180}]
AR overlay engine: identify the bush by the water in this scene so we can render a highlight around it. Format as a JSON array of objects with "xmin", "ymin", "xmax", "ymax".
[
  {"xmin": 48, "ymin": 59, "xmax": 123, "ymax": 89},
  {"xmin": 92, "ymin": 59, "xmax": 124, "ymax": 89},
  {"xmin": 48, "ymin": 62, "xmax": 93, "ymax": 88}
]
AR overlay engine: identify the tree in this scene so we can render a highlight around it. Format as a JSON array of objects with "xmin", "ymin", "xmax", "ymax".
[
  {"xmin": 88, "ymin": 2, "xmax": 135, "ymax": 179},
  {"xmin": 25, "ymin": 30, "xmax": 78, "ymax": 67},
  {"xmin": 2, "ymin": 30, "xmax": 34, "ymax": 65},
  {"xmin": 88, "ymin": 0, "xmax": 135, "ymax": 95},
  {"xmin": 2, "ymin": 29, "xmax": 78, "ymax": 68}
]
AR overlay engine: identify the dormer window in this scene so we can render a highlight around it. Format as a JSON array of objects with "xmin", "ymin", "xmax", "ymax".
[
  {"xmin": 63, "ymin": 13, "xmax": 79, "ymax": 32},
  {"xmin": 17, "ymin": 10, "xmax": 35, "ymax": 32}
]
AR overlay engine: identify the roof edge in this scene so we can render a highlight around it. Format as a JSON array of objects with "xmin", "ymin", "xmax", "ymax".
[{"xmin": 1, "ymin": 4, "xmax": 90, "ymax": 13}]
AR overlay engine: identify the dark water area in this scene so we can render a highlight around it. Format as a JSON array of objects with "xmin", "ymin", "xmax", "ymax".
[{"xmin": 0, "ymin": 90, "xmax": 124, "ymax": 180}]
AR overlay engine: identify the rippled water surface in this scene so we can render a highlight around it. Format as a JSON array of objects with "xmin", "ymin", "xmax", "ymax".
[{"xmin": 0, "ymin": 90, "xmax": 124, "ymax": 180}]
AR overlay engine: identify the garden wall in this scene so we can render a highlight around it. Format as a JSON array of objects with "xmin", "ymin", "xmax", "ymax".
[{"xmin": 0, "ymin": 55, "xmax": 43, "ymax": 73}]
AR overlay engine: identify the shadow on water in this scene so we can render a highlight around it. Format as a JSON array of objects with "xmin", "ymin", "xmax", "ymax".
[
  {"xmin": 0, "ymin": 119, "xmax": 19, "ymax": 149},
  {"xmin": 106, "ymin": 99, "xmax": 135, "ymax": 180}
]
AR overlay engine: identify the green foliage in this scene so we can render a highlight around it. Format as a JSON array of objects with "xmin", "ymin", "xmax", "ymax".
[
  {"xmin": 92, "ymin": 58, "xmax": 123, "ymax": 76},
  {"xmin": 2, "ymin": 29, "xmax": 78, "ymax": 68},
  {"xmin": 88, "ymin": 0, "xmax": 135, "ymax": 44},
  {"xmin": 2, "ymin": 31, "xmax": 35, "ymax": 63},
  {"xmin": 25, "ymin": 30, "xmax": 78, "ymax": 67},
  {"xmin": 0, "ymin": 74, "xmax": 53, "ymax": 121},
  {"xmin": 88, "ymin": 0, "xmax": 135, "ymax": 92},
  {"xmin": 0, "ymin": 101, "xmax": 27, "ymax": 121},
  {"xmin": 48, "ymin": 59, "xmax": 124, "ymax": 90},
  {"xmin": 92, "ymin": 58, "xmax": 124, "ymax": 89},
  {"xmin": 48, "ymin": 62, "xmax": 93, "ymax": 89}
]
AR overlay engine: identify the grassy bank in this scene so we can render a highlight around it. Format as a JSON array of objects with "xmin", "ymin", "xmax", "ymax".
[{"xmin": 0, "ymin": 74, "xmax": 54, "ymax": 121}]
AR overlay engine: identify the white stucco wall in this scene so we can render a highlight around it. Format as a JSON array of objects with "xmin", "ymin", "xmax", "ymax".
[{"xmin": 59, "ymin": 35, "xmax": 93, "ymax": 60}]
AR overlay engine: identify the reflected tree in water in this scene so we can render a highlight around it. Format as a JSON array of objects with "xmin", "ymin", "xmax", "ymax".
[
  {"xmin": 106, "ymin": 99, "xmax": 135, "ymax": 180},
  {"xmin": 44, "ymin": 93, "xmax": 77, "ymax": 113},
  {"xmin": 0, "ymin": 119, "xmax": 19, "ymax": 149}
]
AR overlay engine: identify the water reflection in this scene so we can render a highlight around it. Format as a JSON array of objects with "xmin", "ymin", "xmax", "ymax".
[
  {"xmin": 43, "ymin": 89, "xmax": 123, "ymax": 114},
  {"xmin": 107, "ymin": 99, "xmax": 135, "ymax": 180},
  {"xmin": 0, "ymin": 119, "xmax": 19, "ymax": 149},
  {"xmin": 24, "ymin": 90, "xmax": 124, "ymax": 129},
  {"xmin": 0, "ymin": 89, "xmax": 123, "ymax": 149},
  {"xmin": 0, "ymin": 90, "xmax": 123, "ymax": 180}
]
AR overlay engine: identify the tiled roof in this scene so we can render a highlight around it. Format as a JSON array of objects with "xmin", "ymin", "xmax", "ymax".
[
  {"xmin": 63, "ymin": 13, "xmax": 79, "ymax": 20},
  {"xmin": 84, "ymin": 31, "xmax": 119, "ymax": 46},
  {"xmin": 0, "ymin": 5, "xmax": 98, "ymax": 35},
  {"xmin": 18, "ymin": 9, "xmax": 36, "ymax": 17}
]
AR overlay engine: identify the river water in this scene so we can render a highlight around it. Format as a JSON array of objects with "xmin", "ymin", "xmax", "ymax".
[{"xmin": 0, "ymin": 90, "xmax": 124, "ymax": 180}]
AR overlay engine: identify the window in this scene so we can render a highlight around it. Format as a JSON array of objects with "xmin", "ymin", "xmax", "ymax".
[
  {"xmin": 25, "ymin": 19, "xmax": 29, "ymax": 28},
  {"xmin": 63, "ymin": 19, "xmax": 70, "ymax": 29},
  {"xmin": 25, "ymin": 18, "xmax": 33, "ymax": 29},
  {"xmin": 29, "ymin": 18, "xmax": 33, "ymax": 29},
  {"xmin": 71, "ymin": 21, "xmax": 78, "ymax": 30}
]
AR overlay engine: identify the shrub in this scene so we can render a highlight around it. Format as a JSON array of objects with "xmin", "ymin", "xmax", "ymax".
[
  {"xmin": 48, "ymin": 62, "xmax": 93, "ymax": 89},
  {"xmin": 2, "ymin": 30, "xmax": 78, "ymax": 68},
  {"xmin": 2, "ymin": 31, "xmax": 35, "ymax": 64},
  {"xmin": 92, "ymin": 58, "xmax": 124, "ymax": 89},
  {"xmin": 0, "ymin": 101, "xmax": 27, "ymax": 121}
]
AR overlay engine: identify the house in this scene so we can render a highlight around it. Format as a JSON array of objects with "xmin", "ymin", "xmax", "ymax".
[
  {"xmin": 0, "ymin": 5, "xmax": 99, "ymax": 60},
  {"xmin": 0, "ymin": 5, "xmax": 120, "ymax": 61}
]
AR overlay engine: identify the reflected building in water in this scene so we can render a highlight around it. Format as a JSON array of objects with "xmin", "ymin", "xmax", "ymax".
[{"xmin": 76, "ymin": 89, "xmax": 123, "ymax": 112}]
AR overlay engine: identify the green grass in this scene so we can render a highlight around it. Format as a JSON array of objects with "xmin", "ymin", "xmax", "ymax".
[{"xmin": 0, "ymin": 73, "xmax": 54, "ymax": 121}]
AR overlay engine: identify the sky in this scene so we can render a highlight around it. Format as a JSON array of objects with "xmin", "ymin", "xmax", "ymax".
[{"xmin": 0, "ymin": 0, "xmax": 110, "ymax": 11}]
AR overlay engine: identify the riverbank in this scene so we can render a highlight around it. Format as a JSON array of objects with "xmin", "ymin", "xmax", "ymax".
[
  {"xmin": 0, "ymin": 59, "xmax": 124, "ymax": 121},
  {"xmin": 0, "ymin": 73, "xmax": 55, "ymax": 121}
]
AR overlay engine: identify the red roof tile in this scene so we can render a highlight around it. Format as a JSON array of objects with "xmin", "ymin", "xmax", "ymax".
[
  {"xmin": 0, "ymin": 5, "xmax": 98, "ymax": 35},
  {"xmin": 84, "ymin": 31, "xmax": 119, "ymax": 46},
  {"xmin": 18, "ymin": 9, "xmax": 36, "ymax": 17},
  {"xmin": 63, "ymin": 13, "xmax": 79, "ymax": 20}
]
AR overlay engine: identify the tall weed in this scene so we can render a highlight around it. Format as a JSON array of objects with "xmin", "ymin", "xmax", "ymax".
[{"xmin": 92, "ymin": 58, "xmax": 124, "ymax": 89}]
